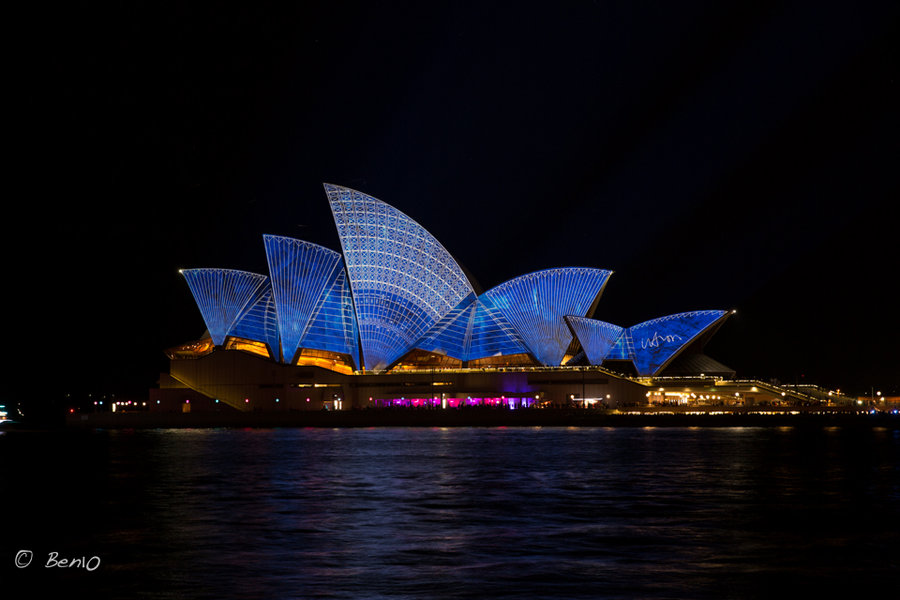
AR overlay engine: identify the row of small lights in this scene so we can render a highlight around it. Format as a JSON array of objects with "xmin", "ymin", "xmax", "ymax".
[
  {"xmin": 107, "ymin": 389, "xmax": 884, "ymax": 408},
  {"xmin": 178, "ymin": 397, "xmax": 319, "ymax": 404},
  {"xmin": 647, "ymin": 392, "xmax": 727, "ymax": 400}
]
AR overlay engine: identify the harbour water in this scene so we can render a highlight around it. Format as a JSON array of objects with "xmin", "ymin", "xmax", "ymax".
[{"xmin": 2, "ymin": 425, "xmax": 898, "ymax": 598}]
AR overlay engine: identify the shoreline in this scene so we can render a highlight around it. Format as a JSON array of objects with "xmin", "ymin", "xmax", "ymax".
[{"xmin": 37, "ymin": 408, "xmax": 900, "ymax": 430}]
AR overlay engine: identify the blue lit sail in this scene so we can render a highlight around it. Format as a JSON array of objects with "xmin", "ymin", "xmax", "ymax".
[
  {"xmin": 325, "ymin": 184, "xmax": 474, "ymax": 370},
  {"xmin": 565, "ymin": 316, "xmax": 624, "ymax": 365},
  {"xmin": 228, "ymin": 281, "xmax": 280, "ymax": 358},
  {"xmin": 413, "ymin": 293, "xmax": 477, "ymax": 360},
  {"xmin": 605, "ymin": 330, "xmax": 635, "ymax": 361},
  {"xmin": 300, "ymin": 267, "xmax": 361, "ymax": 369},
  {"xmin": 627, "ymin": 310, "xmax": 729, "ymax": 376},
  {"xmin": 263, "ymin": 235, "xmax": 343, "ymax": 364},
  {"xmin": 181, "ymin": 268, "xmax": 268, "ymax": 346},
  {"xmin": 467, "ymin": 295, "xmax": 530, "ymax": 361},
  {"xmin": 483, "ymin": 268, "xmax": 612, "ymax": 366},
  {"xmin": 413, "ymin": 292, "xmax": 531, "ymax": 362}
]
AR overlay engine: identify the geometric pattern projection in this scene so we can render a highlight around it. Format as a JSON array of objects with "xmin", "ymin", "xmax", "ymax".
[
  {"xmin": 181, "ymin": 268, "xmax": 268, "ymax": 346},
  {"xmin": 228, "ymin": 281, "xmax": 281, "ymax": 358},
  {"xmin": 264, "ymin": 235, "xmax": 343, "ymax": 364},
  {"xmin": 628, "ymin": 310, "xmax": 728, "ymax": 376},
  {"xmin": 467, "ymin": 295, "xmax": 530, "ymax": 360},
  {"xmin": 412, "ymin": 293, "xmax": 530, "ymax": 361},
  {"xmin": 567, "ymin": 310, "xmax": 731, "ymax": 376},
  {"xmin": 413, "ymin": 293, "xmax": 477, "ymax": 359},
  {"xmin": 564, "ymin": 316, "xmax": 624, "ymax": 366},
  {"xmin": 325, "ymin": 183, "xmax": 474, "ymax": 370},
  {"xmin": 605, "ymin": 330, "xmax": 635, "ymax": 361},
  {"xmin": 300, "ymin": 267, "xmax": 361, "ymax": 369},
  {"xmin": 484, "ymin": 268, "xmax": 612, "ymax": 366}
]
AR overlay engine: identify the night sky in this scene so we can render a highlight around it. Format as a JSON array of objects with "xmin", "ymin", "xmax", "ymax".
[{"xmin": 11, "ymin": 1, "xmax": 898, "ymax": 403}]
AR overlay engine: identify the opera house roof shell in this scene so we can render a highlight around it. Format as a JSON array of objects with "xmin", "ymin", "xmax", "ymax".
[{"xmin": 180, "ymin": 184, "xmax": 731, "ymax": 377}]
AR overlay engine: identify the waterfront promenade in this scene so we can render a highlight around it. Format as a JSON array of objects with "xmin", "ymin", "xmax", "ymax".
[{"xmin": 57, "ymin": 407, "xmax": 899, "ymax": 429}]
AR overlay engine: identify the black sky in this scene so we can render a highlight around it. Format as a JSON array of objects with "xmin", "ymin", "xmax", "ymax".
[{"xmin": 10, "ymin": 1, "xmax": 898, "ymax": 401}]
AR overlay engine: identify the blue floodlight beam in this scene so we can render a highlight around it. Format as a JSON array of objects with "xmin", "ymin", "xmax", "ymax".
[
  {"xmin": 180, "ymin": 268, "xmax": 269, "ymax": 346},
  {"xmin": 325, "ymin": 183, "xmax": 475, "ymax": 371},
  {"xmin": 483, "ymin": 268, "xmax": 613, "ymax": 366},
  {"xmin": 263, "ymin": 235, "xmax": 344, "ymax": 364},
  {"xmin": 627, "ymin": 310, "xmax": 732, "ymax": 376}
]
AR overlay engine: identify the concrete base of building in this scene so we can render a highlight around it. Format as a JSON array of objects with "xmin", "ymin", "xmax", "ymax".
[{"xmin": 158, "ymin": 349, "xmax": 651, "ymax": 412}]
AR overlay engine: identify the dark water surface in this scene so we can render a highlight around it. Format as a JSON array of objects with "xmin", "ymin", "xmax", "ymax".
[{"xmin": 2, "ymin": 425, "xmax": 898, "ymax": 598}]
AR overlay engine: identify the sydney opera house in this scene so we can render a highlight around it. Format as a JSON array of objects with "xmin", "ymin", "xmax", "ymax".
[{"xmin": 156, "ymin": 184, "xmax": 742, "ymax": 412}]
